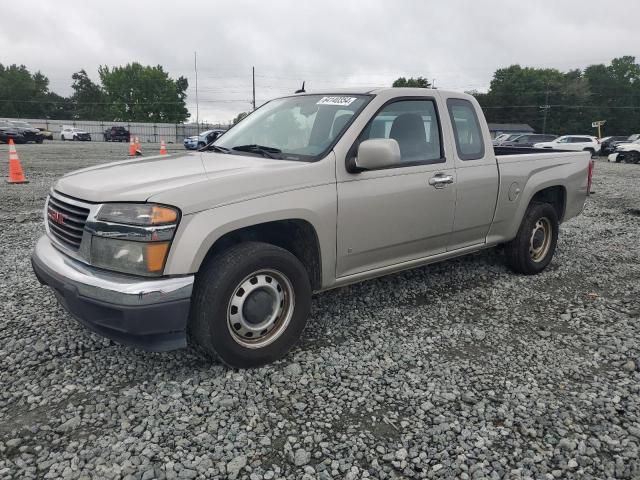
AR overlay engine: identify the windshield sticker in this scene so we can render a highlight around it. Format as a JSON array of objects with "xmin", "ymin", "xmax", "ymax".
[{"xmin": 316, "ymin": 96, "xmax": 358, "ymax": 106}]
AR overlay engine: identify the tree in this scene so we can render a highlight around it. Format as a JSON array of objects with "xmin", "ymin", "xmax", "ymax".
[
  {"xmin": 392, "ymin": 76, "xmax": 431, "ymax": 88},
  {"xmin": 0, "ymin": 64, "xmax": 52, "ymax": 118},
  {"xmin": 98, "ymin": 63, "xmax": 189, "ymax": 123},
  {"xmin": 233, "ymin": 112, "xmax": 249, "ymax": 125},
  {"xmin": 70, "ymin": 69, "xmax": 106, "ymax": 120}
]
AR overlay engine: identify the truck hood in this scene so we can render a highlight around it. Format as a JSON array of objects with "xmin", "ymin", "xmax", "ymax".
[{"xmin": 54, "ymin": 152, "xmax": 334, "ymax": 214}]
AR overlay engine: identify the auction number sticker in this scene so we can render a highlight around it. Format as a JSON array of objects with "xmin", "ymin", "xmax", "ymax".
[{"xmin": 316, "ymin": 96, "xmax": 358, "ymax": 106}]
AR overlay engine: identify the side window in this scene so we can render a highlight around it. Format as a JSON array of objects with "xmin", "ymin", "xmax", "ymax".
[
  {"xmin": 447, "ymin": 98, "xmax": 485, "ymax": 160},
  {"xmin": 359, "ymin": 99, "xmax": 443, "ymax": 165}
]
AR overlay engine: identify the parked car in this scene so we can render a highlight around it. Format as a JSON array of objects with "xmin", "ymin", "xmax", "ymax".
[
  {"xmin": 37, "ymin": 127, "xmax": 54, "ymax": 141},
  {"xmin": 533, "ymin": 135, "xmax": 600, "ymax": 155},
  {"xmin": 598, "ymin": 136, "xmax": 627, "ymax": 156},
  {"xmin": 32, "ymin": 88, "xmax": 593, "ymax": 367},
  {"xmin": 103, "ymin": 126, "xmax": 131, "ymax": 142},
  {"xmin": 0, "ymin": 120, "xmax": 26, "ymax": 144},
  {"xmin": 608, "ymin": 139, "xmax": 640, "ymax": 164},
  {"xmin": 492, "ymin": 133, "xmax": 524, "ymax": 146},
  {"xmin": 8, "ymin": 120, "xmax": 44, "ymax": 143},
  {"xmin": 61, "ymin": 126, "xmax": 91, "ymax": 141},
  {"xmin": 492, "ymin": 133, "xmax": 511, "ymax": 145},
  {"xmin": 183, "ymin": 129, "xmax": 226, "ymax": 149},
  {"xmin": 501, "ymin": 134, "xmax": 558, "ymax": 147}
]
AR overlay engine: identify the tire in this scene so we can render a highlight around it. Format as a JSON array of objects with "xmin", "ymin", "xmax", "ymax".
[
  {"xmin": 61, "ymin": 136, "xmax": 65, "ymax": 141},
  {"xmin": 625, "ymin": 151, "xmax": 640, "ymax": 164},
  {"xmin": 583, "ymin": 148, "xmax": 595, "ymax": 157},
  {"xmin": 189, "ymin": 241, "xmax": 312, "ymax": 368},
  {"xmin": 505, "ymin": 203, "xmax": 559, "ymax": 275},
  {"xmin": 197, "ymin": 142, "xmax": 205, "ymax": 149},
  {"xmin": 72, "ymin": 136, "xmax": 77, "ymax": 141}
]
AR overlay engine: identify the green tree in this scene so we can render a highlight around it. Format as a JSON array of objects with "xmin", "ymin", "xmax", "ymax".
[
  {"xmin": 98, "ymin": 63, "xmax": 189, "ymax": 122},
  {"xmin": 232, "ymin": 112, "xmax": 249, "ymax": 125},
  {"xmin": 0, "ymin": 64, "xmax": 52, "ymax": 118},
  {"xmin": 392, "ymin": 76, "xmax": 431, "ymax": 88},
  {"xmin": 70, "ymin": 69, "xmax": 106, "ymax": 120}
]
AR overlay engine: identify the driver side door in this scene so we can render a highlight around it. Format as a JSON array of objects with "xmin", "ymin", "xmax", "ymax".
[{"xmin": 336, "ymin": 97, "xmax": 456, "ymax": 278}]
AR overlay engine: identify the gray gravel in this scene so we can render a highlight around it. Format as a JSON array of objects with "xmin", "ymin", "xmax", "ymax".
[{"xmin": 1, "ymin": 142, "xmax": 639, "ymax": 479}]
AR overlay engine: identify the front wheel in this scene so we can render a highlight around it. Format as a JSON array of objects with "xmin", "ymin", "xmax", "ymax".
[
  {"xmin": 505, "ymin": 203, "xmax": 559, "ymax": 275},
  {"xmin": 189, "ymin": 241, "xmax": 312, "ymax": 368}
]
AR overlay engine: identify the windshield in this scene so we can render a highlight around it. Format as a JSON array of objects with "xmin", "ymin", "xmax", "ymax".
[{"xmin": 215, "ymin": 94, "xmax": 370, "ymax": 160}]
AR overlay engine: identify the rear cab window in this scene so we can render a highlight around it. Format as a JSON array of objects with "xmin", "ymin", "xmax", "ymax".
[{"xmin": 446, "ymin": 98, "xmax": 485, "ymax": 160}]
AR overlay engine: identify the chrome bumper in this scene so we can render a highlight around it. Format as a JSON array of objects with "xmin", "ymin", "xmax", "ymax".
[
  {"xmin": 33, "ymin": 235, "xmax": 193, "ymax": 306},
  {"xmin": 31, "ymin": 236, "xmax": 194, "ymax": 351}
]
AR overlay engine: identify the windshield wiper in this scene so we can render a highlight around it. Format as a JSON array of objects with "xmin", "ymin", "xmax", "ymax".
[
  {"xmin": 231, "ymin": 144, "xmax": 282, "ymax": 159},
  {"xmin": 199, "ymin": 143, "xmax": 231, "ymax": 154}
]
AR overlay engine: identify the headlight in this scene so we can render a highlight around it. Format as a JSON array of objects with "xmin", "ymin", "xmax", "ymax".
[
  {"xmin": 89, "ymin": 203, "xmax": 180, "ymax": 276},
  {"xmin": 97, "ymin": 204, "xmax": 178, "ymax": 226},
  {"xmin": 91, "ymin": 237, "xmax": 170, "ymax": 276}
]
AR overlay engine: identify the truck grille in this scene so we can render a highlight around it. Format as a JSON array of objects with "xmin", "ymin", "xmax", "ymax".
[{"xmin": 47, "ymin": 193, "xmax": 90, "ymax": 251}]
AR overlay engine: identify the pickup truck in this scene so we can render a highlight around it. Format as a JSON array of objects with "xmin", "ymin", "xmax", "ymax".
[
  {"xmin": 103, "ymin": 126, "xmax": 131, "ymax": 142},
  {"xmin": 31, "ymin": 88, "xmax": 593, "ymax": 368}
]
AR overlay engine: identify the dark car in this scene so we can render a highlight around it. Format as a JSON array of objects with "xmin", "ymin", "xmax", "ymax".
[
  {"xmin": 103, "ymin": 126, "xmax": 131, "ymax": 142},
  {"xmin": 599, "ymin": 136, "xmax": 630, "ymax": 156},
  {"xmin": 0, "ymin": 121, "xmax": 26, "ymax": 144},
  {"xmin": 502, "ymin": 134, "xmax": 558, "ymax": 147},
  {"xmin": 8, "ymin": 120, "xmax": 44, "ymax": 143}
]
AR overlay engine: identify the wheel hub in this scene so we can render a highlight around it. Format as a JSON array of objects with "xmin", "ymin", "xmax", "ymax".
[
  {"xmin": 242, "ymin": 288, "xmax": 277, "ymax": 325},
  {"xmin": 227, "ymin": 270, "xmax": 294, "ymax": 348},
  {"xmin": 529, "ymin": 217, "xmax": 552, "ymax": 263}
]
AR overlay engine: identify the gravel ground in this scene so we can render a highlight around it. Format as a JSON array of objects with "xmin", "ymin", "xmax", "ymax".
[{"xmin": 1, "ymin": 142, "xmax": 639, "ymax": 480}]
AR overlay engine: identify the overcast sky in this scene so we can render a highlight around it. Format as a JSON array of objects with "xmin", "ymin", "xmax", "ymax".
[{"xmin": 1, "ymin": 0, "xmax": 638, "ymax": 124}]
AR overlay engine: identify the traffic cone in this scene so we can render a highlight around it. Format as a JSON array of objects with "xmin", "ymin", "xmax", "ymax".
[
  {"xmin": 135, "ymin": 137, "xmax": 142, "ymax": 156},
  {"xmin": 6, "ymin": 139, "xmax": 28, "ymax": 184},
  {"xmin": 159, "ymin": 140, "xmax": 168, "ymax": 155},
  {"xmin": 128, "ymin": 137, "xmax": 136, "ymax": 157}
]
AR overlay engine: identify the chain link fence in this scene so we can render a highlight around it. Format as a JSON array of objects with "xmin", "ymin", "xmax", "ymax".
[{"xmin": 2, "ymin": 118, "xmax": 230, "ymax": 144}]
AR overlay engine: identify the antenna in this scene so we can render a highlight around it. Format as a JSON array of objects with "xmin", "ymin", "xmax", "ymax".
[{"xmin": 295, "ymin": 81, "xmax": 306, "ymax": 94}]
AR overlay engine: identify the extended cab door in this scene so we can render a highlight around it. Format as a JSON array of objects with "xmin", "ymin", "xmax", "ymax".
[
  {"xmin": 439, "ymin": 94, "xmax": 499, "ymax": 251},
  {"xmin": 335, "ymin": 96, "xmax": 456, "ymax": 278}
]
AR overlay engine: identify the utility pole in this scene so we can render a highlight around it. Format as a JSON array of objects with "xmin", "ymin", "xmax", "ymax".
[
  {"xmin": 252, "ymin": 66, "xmax": 256, "ymax": 111},
  {"xmin": 194, "ymin": 51, "xmax": 200, "ymax": 127},
  {"xmin": 542, "ymin": 88, "xmax": 549, "ymax": 134}
]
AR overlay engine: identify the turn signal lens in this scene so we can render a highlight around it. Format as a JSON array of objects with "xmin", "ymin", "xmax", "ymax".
[
  {"xmin": 146, "ymin": 242, "xmax": 170, "ymax": 272},
  {"xmin": 151, "ymin": 206, "xmax": 178, "ymax": 225}
]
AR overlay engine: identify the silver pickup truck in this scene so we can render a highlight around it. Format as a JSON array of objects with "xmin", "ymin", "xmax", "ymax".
[{"xmin": 32, "ymin": 88, "xmax": 593, "ymax": 367}]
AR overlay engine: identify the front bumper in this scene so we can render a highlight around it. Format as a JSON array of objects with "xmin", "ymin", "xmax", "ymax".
[{"xmin": 31, "ymin": 235, "xmax": 194, "ymax": 351}]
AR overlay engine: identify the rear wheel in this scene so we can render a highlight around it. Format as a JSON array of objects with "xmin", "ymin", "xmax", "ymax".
[
  {"xmin": 189, "ymin": 241, "xmax": 311, "ymax": 368},
  {"xmin": 583, "ymin": 147, "xmax": 595, "ymax": 156},
  {"xmin": 624, "ymin": 151, "xmax": 640, "ymax": 164},
  {"xmin": 505, "ymin": 203, "xmax": 559, "ymax": 275}
]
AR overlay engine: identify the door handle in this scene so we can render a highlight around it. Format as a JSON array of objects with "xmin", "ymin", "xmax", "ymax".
[{"xmin": 429, "ymin": 174, "xmax": 454, "ymax": 188}]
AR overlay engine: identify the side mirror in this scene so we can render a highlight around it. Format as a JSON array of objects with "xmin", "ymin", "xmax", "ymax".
[{"xmin": 355, "ymin": 138, "xmax": 401, "ymax": 170}]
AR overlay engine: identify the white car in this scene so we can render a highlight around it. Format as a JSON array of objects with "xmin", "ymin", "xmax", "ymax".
[
  {"xmin": 533, "ymin": 135, "xmax": 600, "ymax": 155},
  {"xmin": 183, "ymin": 129, "xmax": 226, "ymax": 150},
  {"xmin": 61, "ymin": 126, "xmax": 91, "ymax": 141},
  {"xmin": 608, "ymin": 139, "xmax": 640, "ymax": 164}
]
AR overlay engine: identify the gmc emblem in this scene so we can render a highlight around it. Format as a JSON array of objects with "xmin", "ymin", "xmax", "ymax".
[{"xmin": 49, "ymin": 210, "xmax": 65, "ymax": 225}]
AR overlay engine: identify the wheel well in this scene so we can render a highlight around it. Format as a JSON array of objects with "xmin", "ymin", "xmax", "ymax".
[
  {"xmin": 531, "ymin": 186, "xmax": 566, "ymax": 221},
  {"xmin": 201, "ymin": 219, "xmax": 322, "ymax": 290}
]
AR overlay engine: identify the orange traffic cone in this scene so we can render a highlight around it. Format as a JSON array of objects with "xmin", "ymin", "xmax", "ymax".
[
  {"xmin": 159, "ymin": 140, "xmax": 168, "ymax": 155},
  {"xmin": 128, "ymin": 137, "xmax": 136, "ymax": 157},
  {"xmin": 6, "ymin": 139, "xmax": 28, "ymax": 184}
]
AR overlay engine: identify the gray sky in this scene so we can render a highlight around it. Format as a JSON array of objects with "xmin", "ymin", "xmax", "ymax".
[{"xmin": 1, "ymin": 0, "xmax": 638, "ymax": 124}]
